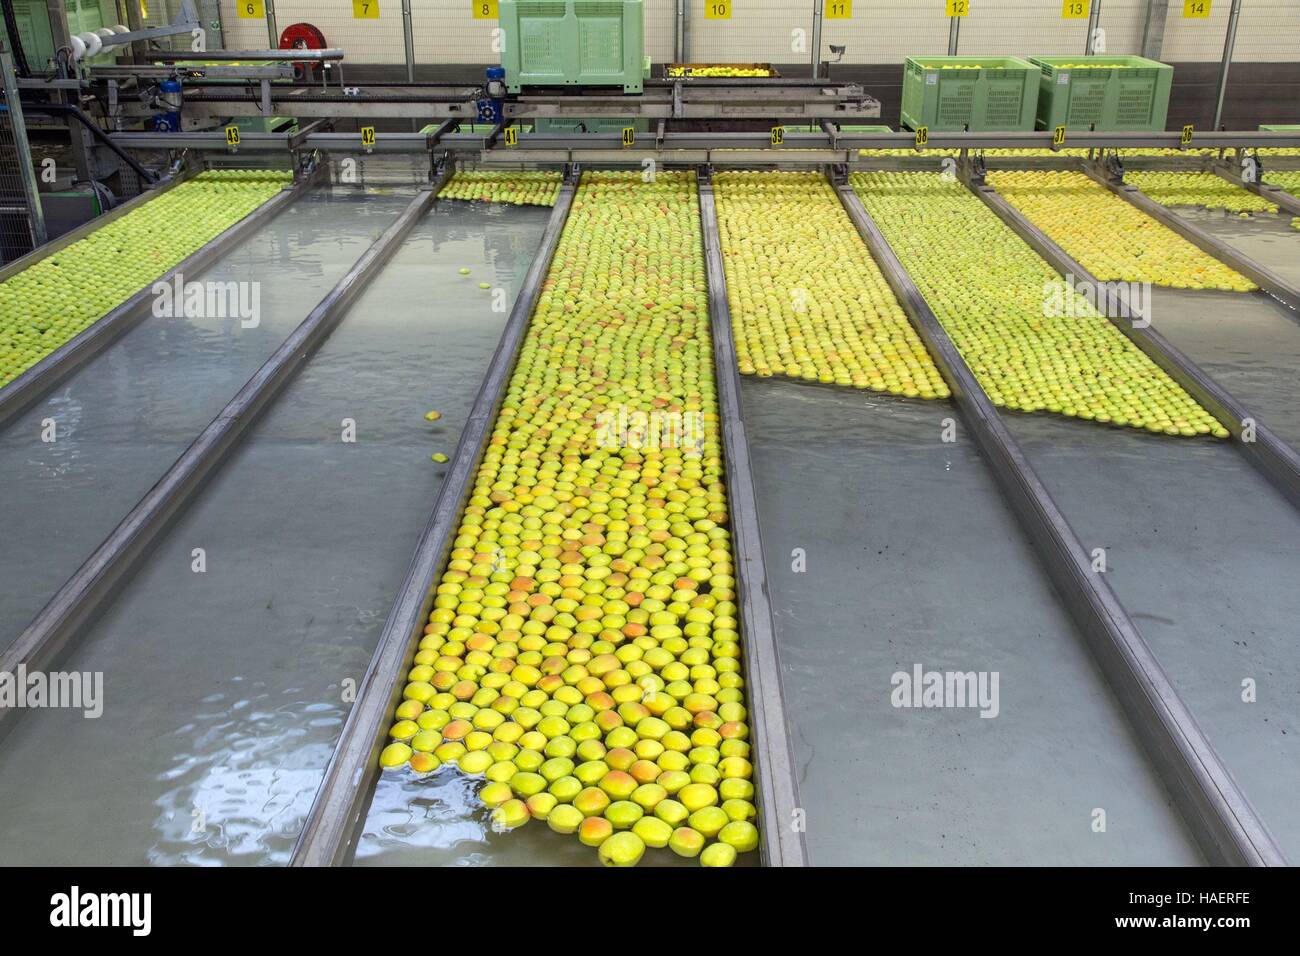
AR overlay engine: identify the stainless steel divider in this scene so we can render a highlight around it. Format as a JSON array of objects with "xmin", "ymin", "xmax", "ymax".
[{"xmin": 697, "ymin": 172, "xmax": 809, "ymax": 867}]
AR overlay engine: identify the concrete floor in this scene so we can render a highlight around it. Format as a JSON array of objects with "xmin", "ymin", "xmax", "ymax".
[
  {"xmin": 0, "ymin": 196, "xmax": 550, "ymax": 865},
  {"xmin": 741, "ymin": 378, "xmax": 1200, "ymax": 866}
]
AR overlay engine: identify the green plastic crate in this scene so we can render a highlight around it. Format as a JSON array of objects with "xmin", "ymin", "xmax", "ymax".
[
  {"xmin": 1030, "ymin": 55, "xmax": 1172, "ymax": 132},
  {"xmin": 900, "ymin": 56, "xmax": 1040, "ymax": 132},
  {"xmin": 5, "ymin": 0, "xmax": 118, "ymax": 71},
  {"xmin": 499, "ymin": 0, "xmax": 644, "ymax": 94}
]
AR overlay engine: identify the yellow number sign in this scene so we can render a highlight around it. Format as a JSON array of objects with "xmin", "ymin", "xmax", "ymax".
[
  {"xmin": 352, "ymin": 0, "xmax": 379, "ymax": 17},
  {"xmin": 1183, "ymin": 0, "xmax": 1211, "ymax": 17},
  {"xmin": 825, "ymin": 0, "xmax": 851, "ymax": 18},
  {"xmin": 705, "ymin": 1, "xmax": 730, "ymax": 19},
  {"xmin": 946, "ymin": 0, "xmax": 969, "ymax": 17},
  {"xmin": 770, "ymin": 126, "xmax": 785, "ymax": 146},
  {"xmin": 473, "ymin": 0, "xmax": 498, "ymax": 18},
  {"xmin": 236, "ymin": 0, "xmax": 263, "ymax": 18},
  {"xmin": 225, "ymin": 125, "xmax": 240, "ymax": 146},
  {"xmin": 1181, "ymin": 124, "xmax": 1194, "ymax": 146},
  {"xmin": 1052, "ymin": 125, "xmax": 1067, "ymax": 147},
  {"xmin": 1061, "ymin": 0, "xmax": 1089, "ymax": 18},
  {"xmin": 361, "ymin": 126, "xmax": 376, "ymax": 147},
  {"xmin": 622, "ymin": 127, "xmax": 636, "ymax": 147},
  {"xmin": 503, "ymin": 126, "xmax": 518, "ymax": 147},
  {"xmin": 915, "ymin": 126, "xmax": 929, "ymax": 148}
]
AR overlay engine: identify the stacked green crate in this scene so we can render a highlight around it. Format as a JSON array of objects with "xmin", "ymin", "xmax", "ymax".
[
  {"xmin": 900, "ymin": 56, "xmax": 1040, "ymax": 132},
  {"xmin": 1030, "ymin": 55, "xmax": 1172, "ymax": 131},
  {"xmin": 498, "ymin": 0, "xmax": 644, "ymax": 94}
]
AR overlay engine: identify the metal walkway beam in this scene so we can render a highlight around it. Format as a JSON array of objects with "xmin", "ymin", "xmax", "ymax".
[{"xmin": 698, "ymin": 171, "xmax": 809, "ymax": 867}]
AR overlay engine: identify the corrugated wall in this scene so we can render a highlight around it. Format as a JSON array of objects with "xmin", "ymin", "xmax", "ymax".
[{"xmin": 216, "ymin": 0, "xmax": 1298, "ymax": 65}]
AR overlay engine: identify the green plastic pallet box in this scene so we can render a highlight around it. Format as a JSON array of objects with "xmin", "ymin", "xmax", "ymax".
[
  {"xmin": 1030, "ymin": 55, "xmax": 1172, "ymax": 132},
  {"xmin": 499, "ymin": 0, "xmax": 644, "ymax": 94},
  {"xmin": 900, "ymin": 56, "xmax": 1040, "ymax": 132}
]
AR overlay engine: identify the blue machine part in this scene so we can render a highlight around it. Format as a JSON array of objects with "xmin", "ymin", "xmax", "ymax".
[
  {"xmin": 477, "ymin": 66, "xmax": 506, "ymax": 124},
  {"xmin": 151, "ymin": 77, "xmax": 183, "ymax": 132}
]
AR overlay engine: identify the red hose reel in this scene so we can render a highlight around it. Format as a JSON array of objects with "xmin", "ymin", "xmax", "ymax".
[{"xmin": 279, "ymin": 23, "xmax": 328, "ymax": 82}]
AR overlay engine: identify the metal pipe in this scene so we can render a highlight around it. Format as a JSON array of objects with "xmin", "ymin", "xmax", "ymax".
[
  {"xmin": 833, "ymin": 175, "xmax": 1286, "ymax": 867},
  {"xmin": 1213, "ymin": 0, "xmax": 1243, "ymax": 130},
  {"xmin": 675, "ymin": 0, "xmax": 684, "ymax": 63},
  {"xmin": 25, "ymin": 101, "xmax": 156, "ymax": 183},
  {"xmin": 401, "ymin": 0, "xmax": 415, "ymax": 84},
  {"xmin": 291, "ymin": 171, "xmax": 577, "ymax": 867},
  {"xmin": 811, "ymin": 0, "xmax": 824, "ymax": 79},
  {"xmin": 265, "ymin": 0, "xmax": 278, "ymax": 48},
  {"xmin": 0, "ymin": 177, "xmax": 434, "ymax": 727},
  {"xmin": 0, "ymin": 169, "xmax": 316, "ymax": 428},
  {"xmin": 698, "ymin": 172, "xmax": 809, "ymax": 867},
  {"xmin": 1141, "ymin": 0, "xmax": 1168, "ymax": 60},
  {"xmin": 948, "ymin": 13, "xmax": 960, "ymax": 55},
  {"xmin": 1085, "ymin": 0, "xmax": 1102, "ymax": 55},
  {"xmin": 0, "ymin": 44, "xmax": 46, "ymax": 247}
]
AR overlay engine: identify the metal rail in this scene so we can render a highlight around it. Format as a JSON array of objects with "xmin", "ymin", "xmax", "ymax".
[
  {"xmin": 832, "ymin": 176, "xmax": 1286, "ymax": 867},
  {"xmin": 1213, "ymin": 162, "xmax": 1300, "ymax": 218},
  {"xmin": 0, "ymin": 177, "xmax": 446, "ymax": 730},
  {"xmin": 290, "ymin": 171, "xmax": 578, "ymax": 867},
  {"xmin": 108, "ymin": 129, "xmax": 1300, "ymax": 156},
  {"xmin": 1083, "ymin": 166, "xmax": 1300, "ymax": 314},
  {"xmin": 0, "ymin": 168, "xmax": 318, "ymax": 429},
  {"xmin": 970, "ymin": 177, "xmax": 1300, "ymax": 512},
  {"xmin": 697, "ymin": 172, "xmax": 809, "ymax": 867}
]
